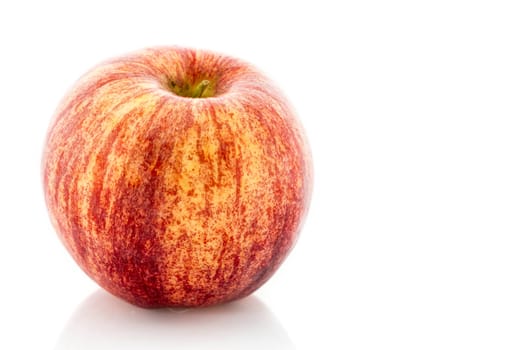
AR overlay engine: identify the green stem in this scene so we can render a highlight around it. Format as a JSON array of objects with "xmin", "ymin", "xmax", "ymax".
[{"xmin": 192, "ymin": 80, "xmax": 210, "ymax": 98}]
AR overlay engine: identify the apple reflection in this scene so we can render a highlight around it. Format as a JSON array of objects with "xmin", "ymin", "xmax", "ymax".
[{"xmin": 55, "ymin": 290, "xmax": 295, "ymax": 350}]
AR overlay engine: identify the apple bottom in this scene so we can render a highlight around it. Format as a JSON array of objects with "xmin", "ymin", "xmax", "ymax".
[{"xmin": 69, "ymin": 209, "xmax": 301, "ymax": 308}]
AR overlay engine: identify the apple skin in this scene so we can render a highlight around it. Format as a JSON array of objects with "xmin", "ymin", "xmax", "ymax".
[{"xmin": 42, "ymin": 46, "xmax": 312, "ymax": 308}]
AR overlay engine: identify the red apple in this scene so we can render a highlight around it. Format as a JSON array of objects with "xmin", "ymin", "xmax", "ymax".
[{"xmin": 42, "ymin": 46, "xmax": 312, "ymax": 308}]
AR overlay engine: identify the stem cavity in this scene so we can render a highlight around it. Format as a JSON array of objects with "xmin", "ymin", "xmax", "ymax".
[{"xmin": 168, "ymin": 78, "xmax": 215, "ymax": 98}]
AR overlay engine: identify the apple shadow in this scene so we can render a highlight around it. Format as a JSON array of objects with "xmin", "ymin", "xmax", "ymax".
[{"xmin": 54, "ymin": 290, "xmax": 295, "ymax": 350}]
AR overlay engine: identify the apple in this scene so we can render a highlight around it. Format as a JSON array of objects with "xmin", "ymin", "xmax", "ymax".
[{"xmin": 42, "ymin": 46, "xmax": 312, "ymax": 308}]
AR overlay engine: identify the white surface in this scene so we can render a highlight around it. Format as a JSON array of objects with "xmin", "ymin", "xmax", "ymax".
[{"xmin": 1, "ymin": 1, "xmax": 527, "ymax": 349}]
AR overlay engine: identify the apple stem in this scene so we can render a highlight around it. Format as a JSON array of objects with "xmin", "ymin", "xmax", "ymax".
[{"xmin": 193, "ymin": 80, "xmax": 210, "ymax": 98}]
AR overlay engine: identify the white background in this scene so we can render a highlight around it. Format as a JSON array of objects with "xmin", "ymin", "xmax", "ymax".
[{"xmin": 1, "ymin": 1, "xmax": 527, "ymax": 349}]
